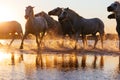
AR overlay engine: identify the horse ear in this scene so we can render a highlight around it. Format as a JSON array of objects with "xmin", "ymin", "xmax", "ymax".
[
  {"xmin": 65, "ymin": 7, "xmax": 69, "ymax": 11},
  {"xmin": 66, "ymin": 7, "xmax": 69, "ymax": 10},
  {"xmin": 32, "ymin": 6, "xmax": 35, "ymax": 8},
  {"xmin": 26, "ymin": 6, "xmax": 34, "ymax": 8}
]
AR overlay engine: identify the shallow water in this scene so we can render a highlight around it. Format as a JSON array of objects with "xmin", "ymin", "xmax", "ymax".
[
  {"xmin": 0, "ymin": 51, "xmax": 120, "ymax": 80},
  {"xmin": 0, "ymin": 39, "xmax": 120, "ymax": 80}
]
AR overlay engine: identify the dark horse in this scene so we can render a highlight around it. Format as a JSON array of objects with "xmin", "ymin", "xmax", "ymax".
[
  {"xmin": 59, "ymin": 8, "xmax": 105, "ymax": 49},
  {"xmin": 107, "ymin": 1, "xmax": 120, "ymax": 50},
  {"xmin": 48, "ymin": 7, "xmax": 75, "ymax": 46},
  {"xmin": 20, "ymin": 6, "xmax": 48, "ymax": 49}
]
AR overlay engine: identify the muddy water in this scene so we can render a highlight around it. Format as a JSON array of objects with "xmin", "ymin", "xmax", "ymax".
[{"xmin": 0, "ymin": 51, "xmax": 119, "ymax": 80}]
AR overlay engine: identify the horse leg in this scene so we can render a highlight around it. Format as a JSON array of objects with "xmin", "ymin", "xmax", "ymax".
[
  {"xmin": 93, "ymin": 34, "xmax": 98, "ymax": 49},
  {"xmin": 82, "ymin": 35, "xmax": 87, "ymax": 49},
  {"xmin": 85, "ymin": 36, "xmax": 88, "ymax": 48},
  {"xmin": 118, "ymin": 35, "xmax": 120, "ymax": 51},
  {"xmin": 61, "ymin": 36, "xmax": 65, "ymax": 47},
  {"xmin": 36, "ymin": 35, "xmax": 40, "ymax": 50},
  {"xmin": 68, "ymin": 31, "xmax": 72, "ymax": 39},
  {"xmin": 61, "ymin": 32, "xmax": 66, "ymax": 47},
  {"xmin": 20, "ymin": 33, "xmax": 23, "ymax": 40},
  {"xmin": 74, "ymin": 33, "xmax": 79, "ymax": 50},
  {"xmin": 9, "ymin": 34, "xmax": 15, "ymax": 46},
  {"xmin": 20, "ymin": 33, "xmax": 28, "ymax": 49},
  {"xmin": 100, "ymin": 34, "xmax": 104, "ymax": 49},
  {"xmin": 39, "ymin": 30, "xmax": 46, "ymax": 47}
]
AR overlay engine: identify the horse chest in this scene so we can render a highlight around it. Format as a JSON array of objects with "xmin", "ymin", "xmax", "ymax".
[
  {"xmin": 25, "ymin": 18, "xmax": 45, "ymax": 34},
  {"xmin": 116, "ymin": 18, "xmax": 120, "ymax": 34},
  {"xmin": 82, "ymin": 24, "xmax": 98, "ymax": 34}
]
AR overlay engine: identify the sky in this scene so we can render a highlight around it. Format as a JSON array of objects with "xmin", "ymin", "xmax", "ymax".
[{"xmin": 0, "ymin": 0, "xmax": 118, "ymax": 33}]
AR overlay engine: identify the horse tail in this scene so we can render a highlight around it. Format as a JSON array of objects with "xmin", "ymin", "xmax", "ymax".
[
  {"xmin": 97, "ymin": 19, "xmax": 105, "ymax": 35},
  {"xmin": 97, "ymin": 19, "xmax": 105, "ymax": 48}
]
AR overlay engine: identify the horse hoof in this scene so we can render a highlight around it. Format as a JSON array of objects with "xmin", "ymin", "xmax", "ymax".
[
  {"xmin": 74, "ymin": 47, "xmax": 77, "ymax": 50},
  {"xmin": 20, "ymin": 46, "xmax": 23, "ymax": 49},
  {"xmin": 93, "ymin": 47, "xmax": 97, "ymax": 49}
]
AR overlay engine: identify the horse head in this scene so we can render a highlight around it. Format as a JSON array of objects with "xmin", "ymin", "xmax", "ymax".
[
  {"xmin": 107, "ymin": 1, "xmax": 120, "ymax": 12},
  {"xmin": 58, "ymin": 7, "xmax": 81, "ymax": 23},
  {"xmin": 107, "ymin": 1, "xmax": 120, "ymax": 19},
  {"xmin": 58, "ymin": 8, "xmax": 69, "ymax": 21},
  {"xmin": 48, "ymin": 7, "xmax": 63, "ymax": 16},
  {"xmin": 25, "ymin": 6, "xmax": 34, "ymax": 19},
  {"xmin": 108, "ymin": 13, "xmax": 115, "ymax": 19}
]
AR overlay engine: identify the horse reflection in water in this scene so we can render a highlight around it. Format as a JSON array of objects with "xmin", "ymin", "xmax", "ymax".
[
  {"xmin": 92, "ymin": 55, "xmax": 104, "ymax": 69},
  {"xmin": 59, "ymin": 8, "xmax": 105, "ymax": 49},
  {"xmin": 7, "ymin": 52, "xmax": 106, "ymax": 70},
  {"xmin": 7, "ymin": 52, "xmax": 120, "ymax": 72},
  {"xmin": 36, "ymin": 53, "xmax": 43, "ymax": 68},
  {"xmin": 93, "ymin": 55, "xmax": 97, "ymax": 68},
  {"xmin": 11, "ymin": 52, "xmax": 23, "ymax": 65},
  {"xmin": 20, "ymin": 6, "xmax": 48, "ymax": 49},
  {"xmin": 36, "ymin": 53, "xmax": 79, "ymax": 70},
  {"xmin": 81, "ymin": 55, "xmax": 87, "ymax": 68},
  {"xmin": 35, "ymin": 53, "xmax": 105, "ymax": 70},
  {"xmin": 81, "ymin": 55, "xmax": 104, "ymax": 69}
]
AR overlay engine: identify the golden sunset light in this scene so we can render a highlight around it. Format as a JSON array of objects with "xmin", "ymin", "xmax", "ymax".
[
  {"xmin": 0, "ymin": 0, "xmax": 120, "ymax": 80},
  {"xmin": 0, "ymin": 6, "xmax": 16, "ymax": 22}
]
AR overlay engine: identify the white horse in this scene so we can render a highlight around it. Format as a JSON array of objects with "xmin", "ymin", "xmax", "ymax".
[{"xmin": 20, "ymin": 6, "xmax": 48, "ymax": 49}]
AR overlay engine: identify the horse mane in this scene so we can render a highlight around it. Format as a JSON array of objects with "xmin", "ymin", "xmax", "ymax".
[
  {"xmin": 41, "ymin": 11, "xmax": 58, "ymax": 27},
  {"xmin": 66, "ymin": 8, "xmax": 83, "ymax": 18},
  {"xmin": 37, "ymin": 11, "xmax": 62, "ymax": 36}
]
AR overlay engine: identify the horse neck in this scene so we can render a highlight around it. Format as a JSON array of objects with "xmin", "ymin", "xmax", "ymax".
[
  {"xmin": 68, "ymin": 10, "xmax": 83, "ymax": 22},
  {"xmin": 116, "ymin": 10, "xmax": 120, "ymax": 17},
  {"xmin": 26, "ymin": 15, "xmax": 35, "ymax": 30},
  {"xmin": 58, "ymin": 11, "xmax": 62, "ymax": 16},
  {"xmin": 44, "ymin": 15, "xmax": 56, "ymax": 26},
  {"xmin": 116, "ymin": 15, "xmax": 120, "ymax": 24},
  {"xmin": 27, "ymin": 13, "xmax": 35, "ymax": 24},
  {"xmin": 55, "ymin": 9, "xmax": 62, "ymax": 16}
]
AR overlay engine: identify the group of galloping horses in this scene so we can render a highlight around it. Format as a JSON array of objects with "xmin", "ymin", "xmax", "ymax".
[{"xmin": 9, "ymin": 1, "xmax": 120, "ymax": 50}]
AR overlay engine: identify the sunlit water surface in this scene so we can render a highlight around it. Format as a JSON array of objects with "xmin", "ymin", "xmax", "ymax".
[{"xmin": 0, "ymin": 39, "xmax": 119, "ymax": 80}]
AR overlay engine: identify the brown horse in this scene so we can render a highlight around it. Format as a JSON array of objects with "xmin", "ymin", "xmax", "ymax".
[
  {"xmin": 0, "ymin": 21, "xmax": 23, "ymax": 46},
  {"xmin": 20, "ymin": 6, "xmax": 48, "ymax": 49}
]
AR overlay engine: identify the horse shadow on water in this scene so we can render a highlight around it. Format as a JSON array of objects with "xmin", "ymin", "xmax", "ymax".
[
  {"xmin": 19, "ymin": 6, "xmax": 48, "ymax": 50},
  {"xmin": 107, "ymin": 1, "xmax": 120, "ymax": 51},
  {"xmin": 48, "ymin": 7, "xmax": 105, "ymax": 49}
]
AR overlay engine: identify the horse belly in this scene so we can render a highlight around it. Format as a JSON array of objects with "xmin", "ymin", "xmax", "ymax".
[
  {"xmin": 34, "ymin": 17, "xmax": 47, "ymax": 31},
  {"xmin": 82, "ymin": 24, "xmax": 98, "ymax": 34}
]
